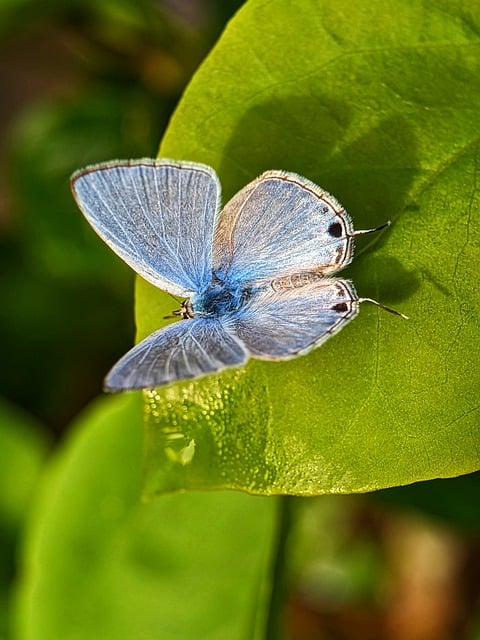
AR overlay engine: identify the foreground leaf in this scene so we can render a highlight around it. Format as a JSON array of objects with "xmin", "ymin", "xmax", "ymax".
[
  {"xmin": 137, "ymin": 0, "xmax": 480, "ymax": 495},
  {"xmin": 14, "ymin": 394, "xmax": 277, "ymax": 640},
  {"xmin": 0, "ymin": 399, "xmax": 49, "ymax": 639}
]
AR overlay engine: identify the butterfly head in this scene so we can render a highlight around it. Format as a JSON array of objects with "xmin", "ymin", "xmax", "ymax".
[{"xmin": 173, "ymin": 299, "xmax": 194, "ymax": 320}]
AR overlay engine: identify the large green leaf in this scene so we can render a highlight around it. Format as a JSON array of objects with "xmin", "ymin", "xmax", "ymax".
[
  {"xmin": 138, "ymin": 0, "xmax": 480, "ymax": 496},
  {"xmin": 14, "ymin": 394, "xmax": 277, "ymax": 640}
]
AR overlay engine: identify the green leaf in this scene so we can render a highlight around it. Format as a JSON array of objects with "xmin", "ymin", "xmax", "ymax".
[
  {"xmin": 0, "ymin": 399, "xmax": 49, "ymax": 640},
  {"xmin": 138, "ymin": 0, "xmax": 480, "ymax": 496},
  {"xmin": 14, "ymin": 393, "xmax": 277, "ymax": 640}
]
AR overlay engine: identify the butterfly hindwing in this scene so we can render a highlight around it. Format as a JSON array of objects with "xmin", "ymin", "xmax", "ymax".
[
  {"xmin": 71, "ymin": 159, "xmax": 221, "ymax": 296},
  {"xmin": 104, "ymin": 318, "xmax": 248, "ymax": 391},
  {"xmin": 213, "ymin": 171, "xmax": 354, "ymax": 285},
  {"xmin": 233, "ymin": 278, "xmax": 359, "ymax": 359}
]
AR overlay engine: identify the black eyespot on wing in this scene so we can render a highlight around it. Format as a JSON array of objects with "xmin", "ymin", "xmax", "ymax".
[
  {"xmin": 328, "ymin": 222, "xmax": 343, "ymax": 238},
  {"xmin": 332, "ymin": 302, "xmax": 348, "ymax": 312}
]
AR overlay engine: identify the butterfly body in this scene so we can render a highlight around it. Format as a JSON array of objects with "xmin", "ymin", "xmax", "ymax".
[
  {"xmin": 191, "ymin": 277, "xmax": 248, "ymax": 317},
  {"xmin": 71, "ymin": 159, "xmax": 401, "ymax": 391}
]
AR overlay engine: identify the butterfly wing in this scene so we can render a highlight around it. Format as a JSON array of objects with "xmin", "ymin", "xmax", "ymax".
[
  {"xmin": 213, "ymin": 171, "xmax": 354, "ymax": 285},
  {"xmin": 71, "ymin": 159, "xmax": 221, "ymax": 296},
  {"xmin": 232, "ymin": 278, "xmax": 358, "ymax": 359},
  {"xmin": 105, "ymin": 318, "xmax": 248, "ymax": 391}
]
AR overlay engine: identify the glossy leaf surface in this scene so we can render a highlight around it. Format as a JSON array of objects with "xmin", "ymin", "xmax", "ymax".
[{"xmin": 136, "ymin": 0, "xmax": 480, "ymax": 495}]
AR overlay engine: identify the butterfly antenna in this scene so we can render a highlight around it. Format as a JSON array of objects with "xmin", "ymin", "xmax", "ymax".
[
  {"xmin": 353, "ymin": 220, "xmax": 391, "ymax": 236},
  {"xmin": 359, "ymin": 297, "xmax": 409, "ymax": 320}
]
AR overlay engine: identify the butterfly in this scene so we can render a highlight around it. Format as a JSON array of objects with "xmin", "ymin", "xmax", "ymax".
[{"xmin": 71, "ymin": 159, "xmax": 406, "ymax": 392}]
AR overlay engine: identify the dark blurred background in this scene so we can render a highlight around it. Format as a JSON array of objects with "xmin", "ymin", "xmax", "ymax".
[
  {"xmin": 0, "ymin": 0, "xmax": 243, "ymax": 433},
  {"xmin": 1, "ymin": 2, "xmax": 479, "ymax": 639}
]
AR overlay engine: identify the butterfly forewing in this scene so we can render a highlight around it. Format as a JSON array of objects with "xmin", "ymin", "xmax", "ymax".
[
  {"xmin": 71, "ymin": 159, "xmax": 220, "ymax": 296},
  {"xmin": 213, "ymin": 171, "xmax": 354, "ymax": 285}
]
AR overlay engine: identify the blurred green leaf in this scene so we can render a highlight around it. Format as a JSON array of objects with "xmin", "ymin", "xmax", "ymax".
[
  {"xmin": 137, "ymin": 0, "xmax": 480, "ymax": 496},
  {"xmin": 285, "ymin": 497, "xmax": 381, "ymax": 605},
  {"xmin": 14, "ymin": 393, "xmax": 277, "ymax": 640},
  {"xmin": 0, "ymin": 399, "xmax": 49, "ymax": 640}
]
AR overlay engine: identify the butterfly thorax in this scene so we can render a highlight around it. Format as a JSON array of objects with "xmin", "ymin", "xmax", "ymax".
[{"xmin": 190, "ymin": 279, "xmax": 247, "ymax": 318}]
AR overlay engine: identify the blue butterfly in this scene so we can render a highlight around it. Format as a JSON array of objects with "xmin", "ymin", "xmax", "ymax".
[{"xmin": 71, "ymin": 159, "xmax": 406, "ymax": 391}]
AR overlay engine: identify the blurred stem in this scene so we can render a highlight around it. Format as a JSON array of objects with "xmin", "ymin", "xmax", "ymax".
[{"xmin": 266, "ymin": 495, "xmax": 296, "ymax": 640}]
